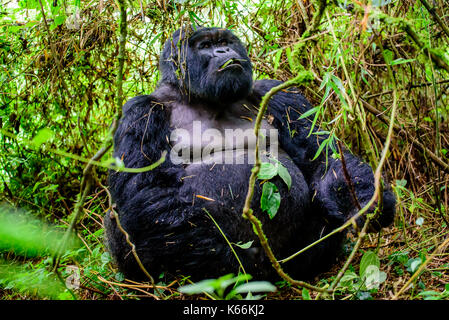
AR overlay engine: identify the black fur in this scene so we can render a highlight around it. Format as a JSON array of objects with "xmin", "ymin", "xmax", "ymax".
[{"xmin": 104, "ymin": 27, "xmax": 396, "ymax": 281}]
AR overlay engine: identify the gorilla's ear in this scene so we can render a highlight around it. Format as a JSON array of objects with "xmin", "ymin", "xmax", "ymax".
[
  {"xmin": 159, "ymin": 28, "xmax": 183, "ymax": 86},
  {"xmin": 159, "ymin": 25, "xmax": 200, "ymax": 87}
]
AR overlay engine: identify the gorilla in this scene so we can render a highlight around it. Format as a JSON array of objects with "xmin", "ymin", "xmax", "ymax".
[{"xmin": 104, "ymin": 26, "xmax": 396, "ymax": 281}]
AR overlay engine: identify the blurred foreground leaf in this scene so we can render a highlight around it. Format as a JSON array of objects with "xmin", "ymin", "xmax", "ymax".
[
  {"xmin": 0, "ymin": 260, "xmax": 70, "ymax": 299},
  {"xmin": 0, "ymin": 205, "xmax": 79, "ymax": 257}
]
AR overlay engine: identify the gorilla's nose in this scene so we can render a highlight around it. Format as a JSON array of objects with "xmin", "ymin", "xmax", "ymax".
[{"xmin": 214, "ymin": 47, "xmax": 231, "ymax": 55}]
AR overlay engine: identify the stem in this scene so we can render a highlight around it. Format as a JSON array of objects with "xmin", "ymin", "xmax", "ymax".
[
  {"xmin": 392, "ymin": 235, "xmax": 449, "ymax": 299},
  {"xmin": 419, "ymin": 0, "xmax": 449, "ymax": 39},
  {"xmin": 329, "ymin": 216, "xmax": 371, "ymax": 291},
  {"xmin": 242, "ymin": 76, "xmax": 331, "ymax": 293},
  {"xmin": 360, "ymin": 101, "xmax": 449, "ymax": 174},
  {"xmin": 37, "ymin": 0, "xmax": 70, "ymax": 96},
  {"xmin": 337, "ymin": 140, "xmax": 361, "ymax": 211},
  {"xmin": 52, "ymin": 0, "xmax": 128, "ymax": 272},
  {"xmin": 279, "ymin": 59, "xmax": 399, "ymax": 265}
]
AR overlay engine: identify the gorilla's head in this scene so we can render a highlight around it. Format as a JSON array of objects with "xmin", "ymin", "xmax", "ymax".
[{"xmin": 159, "ymin": 26, "xmax": 253, "ymax": 104}]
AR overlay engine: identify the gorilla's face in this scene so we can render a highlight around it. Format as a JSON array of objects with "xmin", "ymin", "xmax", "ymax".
[{"xmin": 160, "ymin": 27, "xmax": 253, "ymax": 103}]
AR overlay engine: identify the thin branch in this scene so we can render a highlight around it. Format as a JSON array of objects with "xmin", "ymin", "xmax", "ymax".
[
  {"xmin": 279, "ymin": 60, "xmax": 399, "ymax": 266},
  {"xmin": 401, "ymin": 21, "xmax": 449, "ymax": 73},
  {"xmin": 108, "ymin": 208, "xmax": 159, "ymax": 297},
  {"xmin": 52, "ymin": 0, "xmax": 129, "ymax": 272},
  {"xmin": 295, "ymin": 0, "xmax": 310, "ymax": 29},
  {"xmin": 361, "ymin": 100, "xmax": 449, "ymax": 175},
  {"xmin": 363, "ymin": 79, "xmax": 449, "ymax": 100},
  {"xmin": 242, "ymin": 76, "xmax": 331, "ymax": 294},
  {"xmin": 329, "ymin": 215, "xmax": 371, "ymax": 291},
  {"xmin": 337, "ymin": 140, "xmax": 362, "ymax": 211},
  {"xmin": 392, "ymin": 235, "xmax": 449, "ymax": 299},
  {"xmin": 419, "ymin": 0, "xmax": 449, "ymax": 39},
  {"xmin": 37, "ymin": 0, "xmax": 70, "ymax": 96}
]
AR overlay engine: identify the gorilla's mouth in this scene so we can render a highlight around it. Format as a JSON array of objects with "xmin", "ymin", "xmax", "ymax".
[{"xmin": 218, "ymin": 58, "xmax": 244, "ymax": 72}]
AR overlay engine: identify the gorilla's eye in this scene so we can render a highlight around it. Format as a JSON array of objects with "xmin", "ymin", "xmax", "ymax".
[
  {"xmin": 219, "ymin": 39, "xmax": 228, "ymax": 46},
  {"xmin": 199, "ymin": 41, "xmax": 212, "ymax": 49}
]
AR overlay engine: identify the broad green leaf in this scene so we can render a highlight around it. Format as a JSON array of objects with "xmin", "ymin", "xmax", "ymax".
[
  {"xmin": 260, "ymin": 182, "xmax": 281, "ymax": 219},
  {"xmin": 269, "ymin": 158, "xmax": 292, "ymax": 190},
  {"xmin": 54, "ymin": 15, "xmax": 66, "ymax": 26},
  {"xmin": 219, "ymin": 274, "xmax": 251, "ymax": 292},
  {"xmin": 258, "ymin": 162, "xmax": 278, "ymax": 180},
  {"xmin": 0, "ymin": 260, "xmax": 66, "ymax": 299},
  {"xmin": 407, "ymin": 258, "xmax": 422, "ymax": 273},
  {"xmin": 234, "ymin": 281, "xmax": 276, "ymax": 293},
  {"xmin": 178, "ymin": 279, "xmax": 217, "ymax": 294},
  {"xmin": 339, "ymin": 271, "xmax": 359, "ymax": 285},
  {"xmin": 364, "ymin": 266, "xmax": 386, "ymax": 289},
  {"xmin": 115, "ymin": 272, "xmax": 125, "ymax": 282},
  {"xmin": 360, "ymin": 250, "xmax": 380, "ymax": 277},
  {"xmin": 395, "ymin": 179, "xmax": 407, "ymax": 188},
  {"xmin": 277, "ymin": 163, "xmax": 291, "ymax": 190},
  {"xmin": 0, "ymin": 205, "xmax": 79, "ymax": 257}
]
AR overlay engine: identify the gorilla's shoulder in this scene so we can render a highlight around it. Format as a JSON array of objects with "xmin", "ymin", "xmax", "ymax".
[
  {"xmin": 253, "ymin": 79, "xmax": 283, "ymax": 94},
  {"xmin": 122, "ymin": 95, "xmax": 153, "ymax": 113},
  {"xmin": 122, "ymin": 85, "xmax": 178, "ymax": 115},
  {"xmin": 252, "ymin": 79, "xmax": 311, "ymax": 112}
]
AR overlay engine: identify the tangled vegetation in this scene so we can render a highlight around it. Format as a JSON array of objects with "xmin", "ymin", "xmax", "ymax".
[{"xmin": 1, "ymin": 0, "xmax": 448, "ymax": 300}]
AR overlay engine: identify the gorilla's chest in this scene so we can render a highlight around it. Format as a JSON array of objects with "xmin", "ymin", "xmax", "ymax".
[{"xmin": 169, "ymin": 100, "xmax": 279, "ymax": 166}]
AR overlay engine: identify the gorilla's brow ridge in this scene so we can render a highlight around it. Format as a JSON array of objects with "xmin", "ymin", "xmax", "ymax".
[{"xmin": 188, "ymin": 29, "xmax": 234, "ymax": 46}]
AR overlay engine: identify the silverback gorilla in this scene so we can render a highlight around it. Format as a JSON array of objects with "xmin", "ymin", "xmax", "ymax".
[{"xmin": 104, "ymin": 26, "xmax": 396, "ymax": 281}]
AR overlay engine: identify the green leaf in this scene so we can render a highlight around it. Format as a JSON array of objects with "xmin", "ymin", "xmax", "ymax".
[
  {"xmin": 101, "ymin": 252, "xmax": 111, "ymax": 265},
  {"xmin": 406, "ymin": 258, "xmax": 422, "ymax": 273},
  {"xmin": 298, "ymin": 106, "xmax": 318, "ymax": 120},
  {"xmin": 360, "ymin": 251, "xmax": 380, "ymax": 277},
  {"xmin": 260, "ymin": 182, "xmax": 281, "ymax": 219},
  {"xmin": 416, "ymin": 217, "xmax": 424, "ymax": 226},
  {"xmin": 115, "ymin": 272, "xmax": 125, "ymax": 282},
  {"xmin": 339, "ymin": 271, "xmax": 359, "ymax": 286},
  {"xmin": 54, "ymin": 15, "xmax": 66, "ymax": 26},
  {"xmin": 258, "ymin": 162, "xmax": 278, "ymax": 180},
  {"xmin": 233, "ymin": 241, "xmax": 253, "ymax": 249},
  {"xmin": 390, "ymin": 58, "xmax": 415, "ymax": 65},
  {"xmin": 31, "ymin": 128, "xmax": 54, "ymax": 148},
  {"xmin": 365, "ymin": 268, "xmax": 387, "ymax": 289},
  {"xmin": 178, "ymin": 279, "xmax": 217, "ymax": 294},
  {"xmin": 302, "ymin": 288, "xmax": 311, "ymax": 300},
  {"xmin": 234, "ymin": 281, "xmax": 276, "ymax": 294},
  {"xmin": 277, "ymin": 163, "xmax": 291, "ymax": 190},
  {"xmin": 0, "ymin": 205, "xmax": 79, "ymax": 257},
  {"xmin": 372, "ymin": 0, "xmax": 394, "ymax": 7},
  {"xmin": 312, "ymin": 138, "xmax": 329, "ymax": 160},
  {"xmin": 382, "ymin": 49, "xmax": 394, "ymax": 65},
  {"xmin": 273, "ymin": 49, "xmax": 283, "ymax": 72},
  {"xmin": 269, "ymin": 158, "xmax": 291, "ymax": 190},
  {"xmin": 285, "ymin": 47, "xmax": 295, "ymax": 71},
  {"xmin": 395, "ymin": 179, "xmax": 407, "ymax": 188}
]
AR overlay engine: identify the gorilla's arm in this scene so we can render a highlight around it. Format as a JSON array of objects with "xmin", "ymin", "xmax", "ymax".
[
  {"xmin": 108, "ymin": 94, "xmax": 183, "ymax": 210},
  {"xmin": 252, "ymin": 80, "xmax": 395, "ymax": 229}
]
